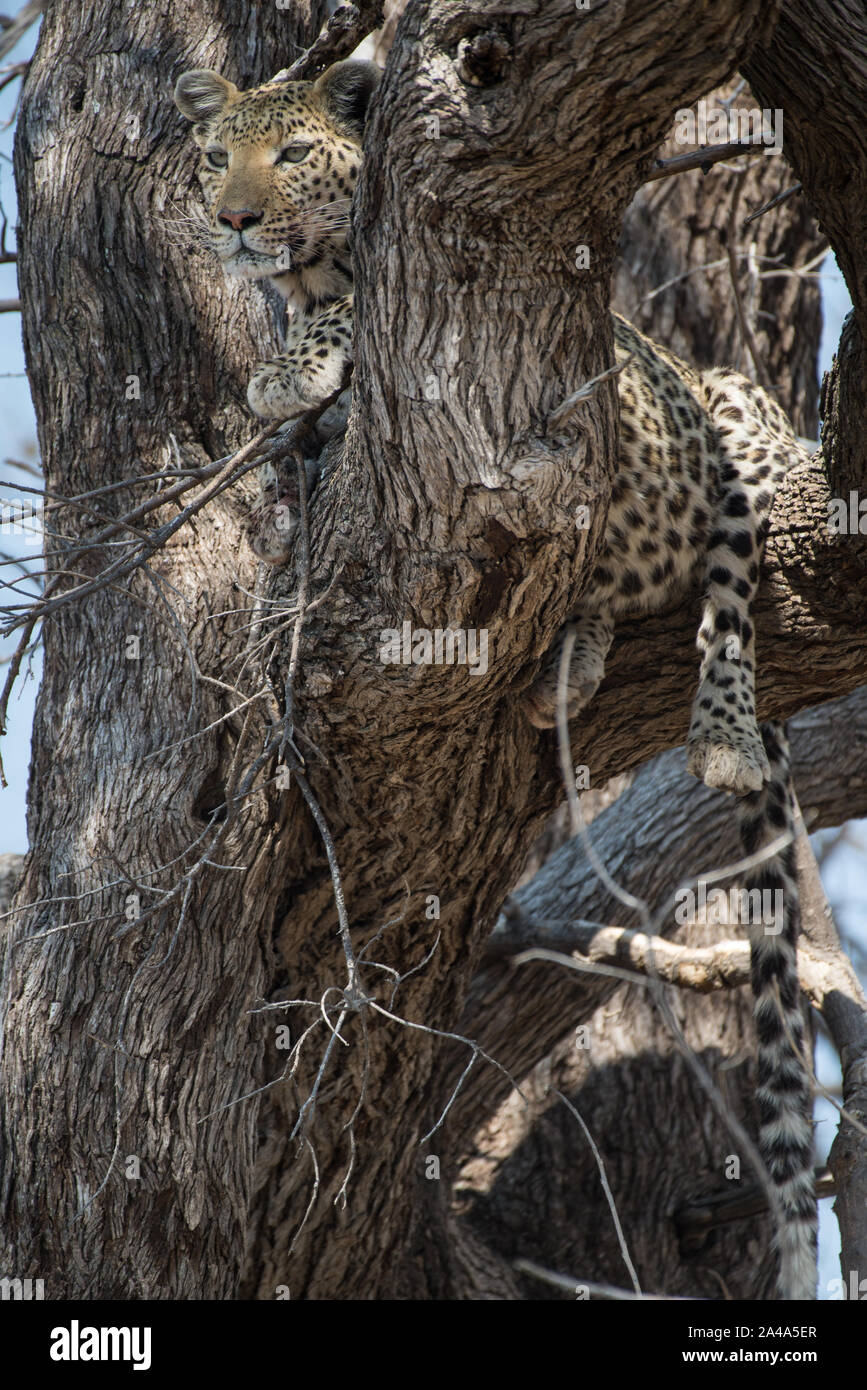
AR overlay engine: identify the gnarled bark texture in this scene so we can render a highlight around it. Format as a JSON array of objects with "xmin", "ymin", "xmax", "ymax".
[{"xmin": 1, "ymin": 0, "xmax": 865, "ymax": 1301}]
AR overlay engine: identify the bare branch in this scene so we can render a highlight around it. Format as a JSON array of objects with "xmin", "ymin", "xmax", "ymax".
[
  {"xmin": 514, "ymin": 1259, "xmax": 695, "ymax": 1301},
  {"xmin": 726, "ymin": 169, "xmax": 772, "ymax": 388},
  {"xmin": 675, "ymin": 1169, "xmax": 835, "ymax": 1253},
  {"xmin": 0, "ymin": 0, "xmax": 41, "ymax": 66},
  {"xmin": 744, "ymin": 182, "xmax": 803, "ymax": 226},
  {"xmin": 547, "ymin": 356, "xmax": 634, "ymax": 432},
  {"xmin": 645, "ymin": 140, "xmax": 770, "ymax": 183}
]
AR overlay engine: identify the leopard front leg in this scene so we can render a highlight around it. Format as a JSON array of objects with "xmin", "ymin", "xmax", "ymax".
[
  {"xmin": 686, "ymin": 560, "xmax": 770, "ymax": 795},
  {"xmin": 247, "ymin": 294, "xmax": 353, "ymax": 420},
  {"xmin": 687, "ymin": 372, "xmax": 799, "ymax": 795},
  {"xmin": 523, "ymin": 613, "xmax": 615, "ymax": 729}
]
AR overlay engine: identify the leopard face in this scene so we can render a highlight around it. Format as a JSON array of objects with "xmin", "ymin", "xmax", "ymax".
[{"xmin": 174, "ymin": 61, "xmax": 379, "ymax": 310}]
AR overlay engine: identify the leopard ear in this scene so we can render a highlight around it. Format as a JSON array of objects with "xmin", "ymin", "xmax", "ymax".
[
  {"xmin": 313, "ymin": 60, "xmax": 380, "ymax": 136},
  {"xmin": 174, "ymin": 70, "xmax": 238, "ymax": 124}
]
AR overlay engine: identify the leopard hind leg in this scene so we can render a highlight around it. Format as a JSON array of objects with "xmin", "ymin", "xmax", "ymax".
[
  {"xmin": 687, "ymin": 372, "xmax": 805, "ymax": 795},
  {"xmin": 523, "ymin": 612, "xmax": 615, "ymax": 730}
]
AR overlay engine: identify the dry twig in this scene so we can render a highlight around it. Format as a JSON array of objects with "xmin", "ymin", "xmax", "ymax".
[{"xmin": 645, "ymin": 139, "xmax": 770, "ymax": 183}]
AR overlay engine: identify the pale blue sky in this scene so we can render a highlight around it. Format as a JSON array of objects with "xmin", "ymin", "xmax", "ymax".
[{"xmin": 0, "ymin": 20, "xmax": 42, "ymax": 852}]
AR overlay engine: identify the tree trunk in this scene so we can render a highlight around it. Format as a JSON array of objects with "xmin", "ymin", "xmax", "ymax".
[
  {"xmin": 2, "ymin": 0, "xmax": 332, "ymax": 1302},
  {"xmin": 1, "ymin": 0, "xmax": 865, "ymax": 1301}
]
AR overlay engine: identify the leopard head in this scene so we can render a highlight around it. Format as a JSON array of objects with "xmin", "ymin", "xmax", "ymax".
[{"xmin": 173, "ymin": 60, "xmax": 380, "ymax": 308}]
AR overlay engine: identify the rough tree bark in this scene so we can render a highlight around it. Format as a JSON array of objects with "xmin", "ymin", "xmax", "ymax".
[
  {"xmin": 452, "ymin": 83, "xmax": 832, "ymax": 1301},
  {"xmin": 1, "ymin": 0, "xmax": 865, "ymax": 1302},
  {"xmin": 615, "ymin": 87, "xmax": 824, "ymax": 439}
]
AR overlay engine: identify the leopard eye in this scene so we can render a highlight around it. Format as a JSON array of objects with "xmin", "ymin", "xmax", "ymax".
[
  {"xmin": 204, "ymin": 148, "xmax": 228, "ymax": 170},
  {"xmin": 276, "ymin": 143, "xmax": 312, "ymax": 165}
]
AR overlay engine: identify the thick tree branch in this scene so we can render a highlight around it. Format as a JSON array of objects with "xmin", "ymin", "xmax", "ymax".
[
  {"xmin": 743, "ymin": 1, "xmax": 867, "ymax": 326},
  {"xmin": 503, "ymin": 920, "xmax": 859, "ymax": 1016},
  {"xmin": 446, "ymin": 686, "xmax": 867, "ymax": 1137}
]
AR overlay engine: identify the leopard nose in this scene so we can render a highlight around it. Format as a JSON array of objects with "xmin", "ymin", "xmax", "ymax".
[{"xmin": 217, "ymin": 208, "xmax": 262, "ymax": 231}]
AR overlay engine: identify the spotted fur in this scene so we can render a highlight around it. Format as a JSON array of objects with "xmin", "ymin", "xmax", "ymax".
[
  {"xmin": 737, "ymin": 724, "xmax": 817, "ymax": 1301},
  {"xmin": 525, "ymin": 320, "xmax": 816, "ymax": 1298}
]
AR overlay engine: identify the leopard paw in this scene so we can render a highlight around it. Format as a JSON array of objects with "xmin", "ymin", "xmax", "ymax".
[
  {"xmin": 247, "ymin": 361, "xmax": 315, "ymax": 420},
  {"xmin": 686, "ymin": 737, "xmax": 769, "ymax": 795},
  {"xmin": 522, "ymin": 670, "xmax": 600, "ymax": 730}
]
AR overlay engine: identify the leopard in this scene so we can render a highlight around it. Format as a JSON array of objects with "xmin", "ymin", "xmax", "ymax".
[
  {"xmin": 173, "ymin": 59, "xmax": 381, "ymax": 562},
  {"xmin": 173, "ymin": 63, "xmax": 816, "ymax": 1299}
]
